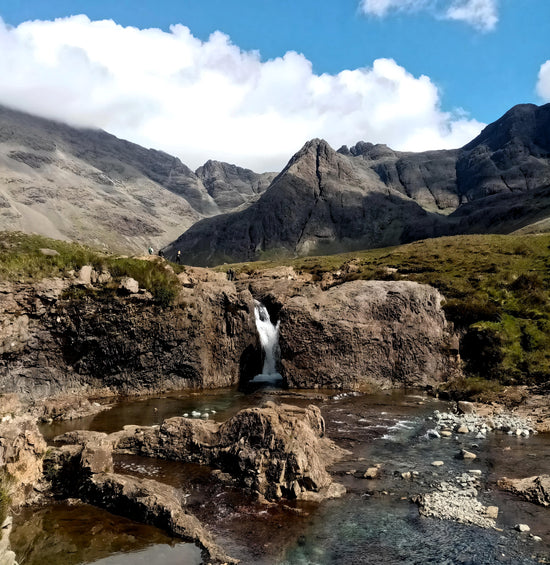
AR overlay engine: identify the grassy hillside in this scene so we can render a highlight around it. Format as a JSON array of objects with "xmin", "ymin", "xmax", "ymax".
[
  {"xmin": 0, "ymin": 231, "xmax": 183, "ymax": 307},
  {"xmin": 224, "ymin": 234, "xmax": 550, "ymax": 386}
]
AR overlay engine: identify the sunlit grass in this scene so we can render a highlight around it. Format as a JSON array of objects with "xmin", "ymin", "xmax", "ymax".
[{"xmin": 0, "ymin": 232, "xmax": 183, "ymax": 307}]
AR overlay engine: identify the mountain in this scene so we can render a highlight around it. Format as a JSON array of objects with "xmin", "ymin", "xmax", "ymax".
[
  {"xmin": 0, "ymin": 105, "xmax": 273, "ymax": 253},
  {"xmin": 167, "ymin": 103, "xmax": 550, "ymax": 266},
  {"xmin": 196, "ymin": 160, "xmax": 276, "ymax": 212}
]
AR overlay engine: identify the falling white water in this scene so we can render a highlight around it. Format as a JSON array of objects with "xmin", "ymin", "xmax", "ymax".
[{"xmin": 251, "ymin": 300, "xmax": 283, "ymax": 384}]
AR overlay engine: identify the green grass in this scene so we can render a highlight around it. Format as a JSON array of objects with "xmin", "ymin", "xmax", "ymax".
[
  {"xmin": 218, "ymin": 233, "xmax": 550, "ymax": 385},
  {"xmin": 0, "ymin": 232, "xmax": 183, "ymax": 307}
]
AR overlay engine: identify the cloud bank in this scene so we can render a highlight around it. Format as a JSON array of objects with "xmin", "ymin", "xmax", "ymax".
[
  {"xmin": 360, "ymin": 0, "xmax": 498, "ymax": 32},
  {"xmin": 0, "ymin": 15, "xmax": 484, "ymax": 171},
  {"xmin": 537, "ymin": 61, "xmax": 550, "ymax": 102}
]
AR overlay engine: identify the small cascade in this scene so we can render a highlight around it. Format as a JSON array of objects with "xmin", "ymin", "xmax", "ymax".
[{"xmin": 250, "ymin": 300, "xmax": 283, "ymax": 385}]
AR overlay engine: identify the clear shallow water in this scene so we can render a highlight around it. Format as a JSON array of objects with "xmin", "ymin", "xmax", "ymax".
[{"xmin": 17, "ymin": 389, "xmax": 550, "ymax": 564}]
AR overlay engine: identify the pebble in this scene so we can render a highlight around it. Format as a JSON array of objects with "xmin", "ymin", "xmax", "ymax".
[
  {"xmin": 431, "ymin": 461, "xmax": 444, "ymax": 467},
  {"xmin": 433, "ymin": 410, "xmax": 534, "ymax": 438},
  {"xmin": 468, "ymin": 470, "xmax": 482, "ymax": 476},
  {"xmin": 485, "ymin": 506, "xmax": 499, "ymax": 519},
  {"xmin": 440, "ymin": 430, "xmax": 452, "ymax": 437},
  {"xmin": 516, "ymin": 524, "xmax": 531, "ymax": 533},
  {"xmin": 460, "ymin": 449, "xmax": 477, "ymax": 460},
  {"xmin": 364, "ymin": 467, "xmax": 380, "ymax": 479}
]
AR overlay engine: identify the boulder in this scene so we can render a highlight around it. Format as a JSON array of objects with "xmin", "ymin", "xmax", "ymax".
[
  {"xmin": 77, "ymin": 265, "xmax": 93, "ymax": 286},
  {"xmin": 113, "ymin": 402, "xmax": 347, "ymax": 502},
  {"xmin": 498, "ymin": 475, "xmax": 550, "ymax": 507},
  {"xmin": 118, "ymin": 277, "xmax": 139, "ymax": 294},
  {"xmin": 278, "ymin": 280, "xmax": 457, "ymax": 389}
]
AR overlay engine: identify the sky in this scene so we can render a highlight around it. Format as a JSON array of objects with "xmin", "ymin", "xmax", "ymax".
[{"xmin": 0, "ymin": 0, "xmax": 549, "ymax": 171}]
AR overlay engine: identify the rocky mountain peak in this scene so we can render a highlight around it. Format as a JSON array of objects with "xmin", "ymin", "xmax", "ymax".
[{"xmin": 463, "ymin": 103, "xmax": 550, "ymax": 153}]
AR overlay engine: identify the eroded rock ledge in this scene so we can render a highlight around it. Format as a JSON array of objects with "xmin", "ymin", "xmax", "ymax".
[{"xmin": 34, "ymin": 402, "xmax": 347, "ymax": 563}]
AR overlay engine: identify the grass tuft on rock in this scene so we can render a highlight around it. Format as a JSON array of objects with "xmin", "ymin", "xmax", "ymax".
[{"xmin": 0, "ymin": 231, "xmax": 182, "ymax": 307}]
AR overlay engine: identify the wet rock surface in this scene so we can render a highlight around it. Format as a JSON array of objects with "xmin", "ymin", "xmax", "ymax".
[
  {"xmin": 42, "ymin": 402, "xmax": 347, "ymax": 563},
  {"xmin": 61, "ymin": 402, "xmax": 348, "ymax": 503},
  {"xmin": 0, "ymin": 273, "xmax": 260, "ymax": 400}
]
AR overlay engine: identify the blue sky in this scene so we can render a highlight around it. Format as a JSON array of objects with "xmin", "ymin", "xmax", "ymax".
[{"xmin": 0, "ymin": 0, "xmax": 549, "ymax": 170}]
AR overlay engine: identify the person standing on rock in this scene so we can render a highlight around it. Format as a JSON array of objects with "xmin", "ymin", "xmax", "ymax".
[
  {"xmin": 148, "ymin": 246, "xmax": 153, "ymax": 255},
  {"xmin": 176, "ymin": 250, "xmax": 181, "ymax": 264}
]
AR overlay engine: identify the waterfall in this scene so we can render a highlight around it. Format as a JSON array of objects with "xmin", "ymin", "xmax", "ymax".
[{"xmin": 251, "ymin": 300, "xmax": 282, "ymax": 384}]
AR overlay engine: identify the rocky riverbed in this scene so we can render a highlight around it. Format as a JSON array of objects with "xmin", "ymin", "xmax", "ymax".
[{"xmin": 2, "ymin": 389, "xmax": 550, "ymax": 564}]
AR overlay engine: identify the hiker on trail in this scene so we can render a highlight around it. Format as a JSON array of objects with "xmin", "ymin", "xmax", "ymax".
[
  {"xmin": 227, "ymin": 268, "xmax": 235, "ymax": 281},
  {"xmin": 176, "ymin": 250, "xmax": 181, "ymax": 264},
  {"xmin": 148, "ymin": 246, "xmax": 154, "ymax": 255},
  {"xmin": 158, "ymin": 249, "xmax": 165, "ymax": 258}
]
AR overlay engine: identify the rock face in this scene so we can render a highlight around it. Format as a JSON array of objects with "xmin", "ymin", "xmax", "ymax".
[
  {"xmin": 47, "ymin": 402, "xmax": 346, "ymax": 562},
  {"xmin": 0, "ymin": 417, "xmax": 47, "ymax": 506},
  {"xmin": 168, "ymin": 104, "xmax": 550, "ymax": 266},
  {"xmin": 196, "ymin": 160, "xmax": 276, "ymax": 212},
  {"xmin": 497, "ymin": 475, "xmax": 550, "ymax": 507},
  {"xmin": 113, "ymin": 402, "xmax": 348, "ymax": 501},
  {"xmin": 275, "ymin": 280, "xmax": 457, "ymax": 389},
  {"xmin": 0, "ymin": 273, "xmax": 260, "ymax": 399}
]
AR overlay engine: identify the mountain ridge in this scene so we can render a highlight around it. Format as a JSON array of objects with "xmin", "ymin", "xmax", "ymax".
[{"xmin": 167, "ymin": 103, "xmax": 550, "ymax": 266}]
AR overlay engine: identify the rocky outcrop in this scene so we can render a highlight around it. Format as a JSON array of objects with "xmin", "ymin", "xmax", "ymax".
[
  {"xmin": 45, "ymin": 437, "xmax": 235, "ymax": 564},
  {"xmin": 497, "ymin": 475, "xmax": 550, "ymax": 507},
  {"xmin": 0, "ymin": 272, "xmax": 261, "ymax": 400},
  {"xmin": 275, "ymin": 280, "xmax": 457, "ymax": 389},
  {"xmin": 112, "ymin": 402, "xmax": 347, "ymax": 501},
  {"xmin": 0, "ymin": 417, "xmax": 46, "ymax": 506},
  {"xmin": 46, "ymin": 402, "xmax": 346, "ymax": 562}
]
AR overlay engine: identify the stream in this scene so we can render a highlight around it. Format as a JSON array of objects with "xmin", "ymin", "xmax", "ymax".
[{"xmin": 11, "ymin": 387, "xmax": 550, "ymax": 564}]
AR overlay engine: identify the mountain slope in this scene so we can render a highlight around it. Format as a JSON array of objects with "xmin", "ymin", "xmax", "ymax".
[
  {"xmin": 168, "ymin": 103, "xmax": 550, "ymax": 266},
  {"xmin": 0, "ymin": 105, "xmax": 272, "ymax": 253}
]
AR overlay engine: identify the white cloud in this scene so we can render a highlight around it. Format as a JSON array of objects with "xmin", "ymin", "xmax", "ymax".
[
  {"xmin": 360, "ymin": 0, "xmax": 498, "ymax": 32},
  {"xmin": 445, "ymin": 0, "xmax": 498, "ymax": 32},
  {"xmin": 537, "ymin": 61, "xmax": 550, "ymax": 101},
  {"xmin": 0, "ymin": 15, "xmax": 484, "ymax": 171}
]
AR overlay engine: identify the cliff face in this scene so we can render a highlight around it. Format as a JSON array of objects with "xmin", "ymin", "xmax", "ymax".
[
  {"xmin": 1, "ymin": 268, "xmax": 459, "ymax": 401},
  {"xmin": 0, "ymin": 273, "xmax": 261, "ymax": 400}
]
